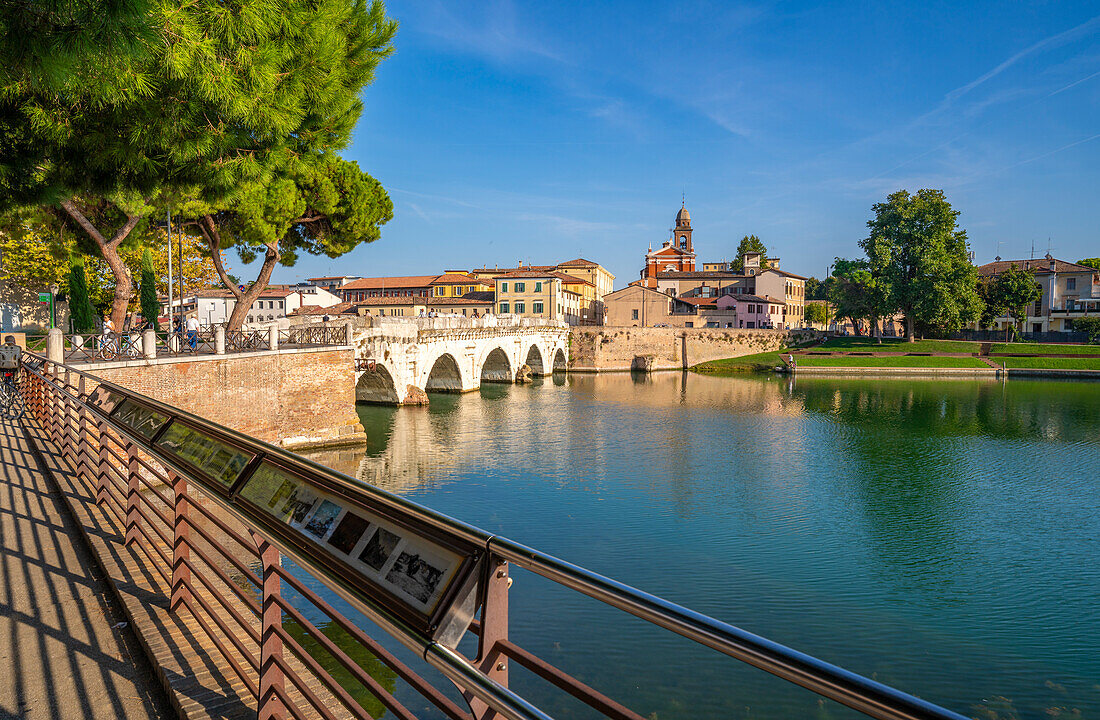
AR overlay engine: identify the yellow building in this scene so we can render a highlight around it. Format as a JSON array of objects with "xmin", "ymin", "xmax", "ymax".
[
  {"xmin": 494, "ymin": 271, "xmax": 583, "ymax": 325},
  {"xmin": 430, "ymin": 272, "xmax": 494, "ymax": 298}
]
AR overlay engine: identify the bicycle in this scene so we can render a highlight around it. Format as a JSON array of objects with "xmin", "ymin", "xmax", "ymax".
[
  {"xmin": 94, "ymin": 332, "xmax": 144, "ymax": 361},
  {"xmin": 0, "ymin": 343, "xmax": 23, "ymax": 419}
]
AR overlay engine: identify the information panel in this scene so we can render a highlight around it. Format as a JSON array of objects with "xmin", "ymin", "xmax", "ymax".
[
  {"xmin": 112, "ymin": 398, "xmax": 169, "ymax": 439},
  {"xmin": 238, "ymin": 460, "xmax": 475, "ymax": 629},
  {"xmin": 156, "ymin": 421, "xmax": 253, "ymax": 488}
]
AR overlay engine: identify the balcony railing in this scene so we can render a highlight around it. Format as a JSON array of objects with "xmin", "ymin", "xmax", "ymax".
[{"xmin": 17, "ymin": 353, "xmax": 969, "ymax": 720}]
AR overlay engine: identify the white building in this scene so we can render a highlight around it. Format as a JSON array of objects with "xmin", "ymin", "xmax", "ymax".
[{"xmin": 193, "ymin": 285, "xmax": 343, "ymax": 327}]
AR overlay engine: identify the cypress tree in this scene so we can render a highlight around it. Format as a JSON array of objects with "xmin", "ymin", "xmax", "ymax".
[
  {"xmin": 140, "ymin": 247, "xmax": 160, "ymax": 330},
  {"xmin": 68, "ymin": 254, "xmax": 97, "ymax": 333}
]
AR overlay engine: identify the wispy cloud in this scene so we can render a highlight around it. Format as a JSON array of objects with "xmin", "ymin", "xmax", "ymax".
[
  {"xmin": 944, "ymin": 14, "xmax": 1100, "ymax": 103},
  {"xmin": 412, "ymin": 0, "xmax": 565, "ymax": 64}
]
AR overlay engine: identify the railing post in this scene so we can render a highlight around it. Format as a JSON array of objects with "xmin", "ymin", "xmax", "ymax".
[
  {"xmin": 62, "ymin": 369, "xmax": 74, "ymax": 468},
  {"xmin": 77, "ymin": 375, "xmax": 90, "ymax": 478},
  {"xmin": 252, "ymin": 532, "xmax": 287, "ymax": 720},
  {"xmin": 95, "ymin": 418, "xmax": 111, "ymax": 505},
  {"xmin": 215, "ymin": 325, "xmax": 226, "ymax": 355},
  {"xmin": 142, "ymin": 328, "xmax": 157, "ymax": 359},
  {"xmin": 125, "ymin": 442, "xmax": 141, "ymax": 546},
  {"xmin": 46, "ymin": 327, "xmax": 64, "ymax": 364},
  {"xmin": 468, "ymin": 558, "xmax": 510, "ymax": 720},
  {"xmin": 170, "ymin": 471, "xmax": 192, "ymax": 612},
  {"xmin": 267, "ymin": 325, "xmax": 279, "ymax": 352}
]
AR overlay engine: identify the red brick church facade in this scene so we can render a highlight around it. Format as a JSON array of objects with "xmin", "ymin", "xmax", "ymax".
[{"xmin": 642, "ymin": 204, "xmax": 696, "ymax": 282}]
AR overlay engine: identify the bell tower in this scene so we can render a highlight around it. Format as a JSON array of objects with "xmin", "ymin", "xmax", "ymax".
[{"xmin": 673, "ymin": 202, "xmax": 692, "ymax": 252}]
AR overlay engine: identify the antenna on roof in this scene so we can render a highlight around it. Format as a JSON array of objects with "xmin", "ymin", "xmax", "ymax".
[{"xmin": 1030, "ymin": 239, "xmax": 1035, "ymax": 260}]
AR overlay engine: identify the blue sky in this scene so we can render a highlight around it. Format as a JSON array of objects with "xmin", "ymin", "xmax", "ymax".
[{"xmin": 267, "ymin": 0, "xmax": 1100, "ymax": 288}]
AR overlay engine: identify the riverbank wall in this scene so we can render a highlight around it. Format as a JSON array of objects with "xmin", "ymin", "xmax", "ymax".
[
  {"xmin": 83, "ymin": 347, "xmax": 366, "ymax": 450},
  {"xmin": 569, "ymin": 327, "xmax": 819, "ymax": 372}
]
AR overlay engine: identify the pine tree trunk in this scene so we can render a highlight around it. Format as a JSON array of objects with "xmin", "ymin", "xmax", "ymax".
[
  {"xmin": 59, "ymin": 200, "xmax": 143, "ymax": 332},
  {"xmin": 196, "ymin": 214, "xmax": 282, "ymax": 332}
]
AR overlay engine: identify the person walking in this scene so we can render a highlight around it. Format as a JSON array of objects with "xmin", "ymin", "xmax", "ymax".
[{"xmin": 186, "ymin": 315, "xmax": 199, "ymax": 349}]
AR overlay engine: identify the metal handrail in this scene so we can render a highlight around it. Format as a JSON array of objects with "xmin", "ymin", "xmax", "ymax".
[{"xmin": 20, "ymin": 352, "xmax": 971, "ymax": 720}]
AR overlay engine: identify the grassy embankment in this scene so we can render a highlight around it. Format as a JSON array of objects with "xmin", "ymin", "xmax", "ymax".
[{"xmin": 692, "ymin": 337, "xmax": 984, "ymax": 374}]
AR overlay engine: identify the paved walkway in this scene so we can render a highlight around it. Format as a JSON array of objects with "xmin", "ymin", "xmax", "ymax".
[{"xmin": 0, "ymin": 414, "xmax": 172, "ymax": 720}]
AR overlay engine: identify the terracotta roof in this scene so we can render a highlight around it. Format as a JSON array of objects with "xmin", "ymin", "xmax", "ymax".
[
  {"xmin": 556, "ymin": 258, "xmax": 600, "ymax": 268},
  {"xmin": 340, "ymin": 275, "xmax": 438, "ymax": 290},
  {"xmin": 977, "ymin": 258, "xmax": 1098, "ymax": 276},
  {"xmin": 675, "ymin": 296, "xmax": 718, "ymax": 307},
  {"xmin": 290, "ymin": 302, "xmax": 358, "ymax": 316},
  {"xmin": 757, "ymin": 267, "xmax": 808, "ymax": 281},
  {"xmin": 431, "ymin": 273, "xmax": 485, "ymax": 285},
  {"xmin": 552, "ymin": 272, "xmax": 594, "ymax": 286},
  {"xmin": 648, "ymin": 245, "xmax": 694, "ymax": 257},
  {"xmin": 603, "ymin": 285, "xmax": 670, "ymax": 300}
]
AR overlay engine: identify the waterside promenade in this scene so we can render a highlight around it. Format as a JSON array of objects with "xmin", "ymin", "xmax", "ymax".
[{"xmin": 0, "ymin": 414, "xmax": 171, "ymax": 719}]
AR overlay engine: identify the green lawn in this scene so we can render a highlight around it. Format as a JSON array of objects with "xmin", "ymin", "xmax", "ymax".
[
  {"xmin": 691, "ymin": 350, "xmax": 786, "ymax": 373},
  {"xmin": 999, "ymin": 357, "xmax": 1100, "ymax": 370},
  {"xmin": 797, "ymin": 355, "xmax": 989, "ymax": 368},
  {"xmin": 991, "ymin": 343, "xmax": 1100, "ymax": 355},
  {"xmin": 818, "ymin": 337, "xmax": 980, "ymax": 354},
  {"xmin": 691, "ymin": 350, "xmax": 989, "ymax": 373}
]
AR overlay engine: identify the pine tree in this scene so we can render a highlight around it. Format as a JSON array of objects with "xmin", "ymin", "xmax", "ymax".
[
  {"xmin": 68, "ymin": 254, "xmax": 97, "ymax": 333},
  {"xmin": 1, "ymin": 0, "xmax": 398, "ymax": 332},
  {"xmin": 139, "ymin": 247, "xmax": 160, "ymax": 330}
]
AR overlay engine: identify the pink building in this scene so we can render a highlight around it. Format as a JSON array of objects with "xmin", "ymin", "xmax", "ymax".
[{"xmin": 717, "ymin": 294, "xmax": 785, "ymax": 329}]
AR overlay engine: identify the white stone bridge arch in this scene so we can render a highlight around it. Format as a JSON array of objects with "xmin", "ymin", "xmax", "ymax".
[{"xmin": 351, "ymin": 317, "xmax": 570, "ymax": 405}]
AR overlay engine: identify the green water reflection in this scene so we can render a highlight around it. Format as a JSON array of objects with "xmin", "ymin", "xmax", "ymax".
[{"xmin": 302, "ymin": 373, "xmax": 1100, "ymax": 720}]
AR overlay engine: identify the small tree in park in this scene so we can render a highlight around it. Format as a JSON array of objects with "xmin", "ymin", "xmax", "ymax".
[
  {"xmin": 139, "ymin": 247, "xmax": 160, "ymax": 330},
  {"xmin": 986, "ymin": 265, "xmax": 1041, "ymax": 340},
  {"xmin": 68, "ymin": 254, "xmax": 98, "ymax": 333}
]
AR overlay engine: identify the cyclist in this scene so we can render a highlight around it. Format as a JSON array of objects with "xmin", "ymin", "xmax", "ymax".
[{"xmin": 0, "ymin": 336, "xmax": 22, "ymax": 418}]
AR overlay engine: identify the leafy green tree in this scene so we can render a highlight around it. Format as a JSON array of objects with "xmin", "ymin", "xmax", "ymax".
[
  {"xmin": 984, "ymin": 265, "xmax": 1041, "ymax": 339},
  {"xmin": 804, "ymin": 302, "xmax": 827, "ymax": 326},
  {"xmin": 1073, "ymin": 317, "xmax": 1100, "ymax": 343},
  {"xmin": 139, "ymin": 247, "xmax": 160, "ymax": 330},
  {"xmin": 1076, "ymin": 258, "xmax": 1100, "ymax": 271},
  {"xmin": 0, "ymin": 219, "xmax": 70, "ymax": 289},
  {"xmin": 731, "ymin": 235, "xmax": 769, "ymax": 272},
  {"xmin": 68, "ymin": 254, "xmax": 97, "ymax": 333},
  {"xmin": 1, "ymin": 0, "xmax": 397, "ymax": 332},
  {"xmin": 860, "ymin": 189, "xmax": 980, "ymax": 341}
]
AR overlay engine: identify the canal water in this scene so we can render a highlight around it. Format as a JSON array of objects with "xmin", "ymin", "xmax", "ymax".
[{"xmin": 301, "ymin": 372, "xmax": 1100, "ymax": 720}]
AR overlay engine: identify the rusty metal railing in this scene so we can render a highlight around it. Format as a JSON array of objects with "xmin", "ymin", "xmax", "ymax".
[{"xmin": 17, "ymin": 353, "xmax": 970, "ymax": 720}]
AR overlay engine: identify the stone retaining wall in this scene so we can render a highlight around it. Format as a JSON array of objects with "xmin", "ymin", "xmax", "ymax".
[
  {"xmin": 87, "ymin": 347, "xmax": 365, "ymax": 450},
  {"xmin": 569, "ymin": 326, "xmax": 819, "ymax": 372}
]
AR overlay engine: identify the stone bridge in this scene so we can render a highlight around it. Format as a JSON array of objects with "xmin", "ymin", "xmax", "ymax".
[{"xmin": 350, "ymin": 316, "xmax": 570, "ymax": 404}]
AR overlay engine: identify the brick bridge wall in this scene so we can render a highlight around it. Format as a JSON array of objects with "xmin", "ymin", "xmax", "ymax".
[
  {"xmin": 88, "ymin": 347, "xmax": 365, "ymax": 450},
  {"xmin": 569, "ymin": 326, "xmax": 819, "ymax": 372}
]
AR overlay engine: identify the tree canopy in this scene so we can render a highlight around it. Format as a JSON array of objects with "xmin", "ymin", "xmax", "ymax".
[
  {"xmin": 1, "ymin": 0, "xmax": 398, "ymax": 329},
  {"xmin": 1077, "ymin": 258, "xmax": 1100, "ymax": 271},
  {"xmin": 731, "ymin": 235, "xmax": 769, "ymax": 272},
  {"xmin": 860, "ymin": 189, "xmax": 980, "ymax": 340},
  {"xmin": 981, "ymin": 265, "xmax": 1041, "ymax": 338}
]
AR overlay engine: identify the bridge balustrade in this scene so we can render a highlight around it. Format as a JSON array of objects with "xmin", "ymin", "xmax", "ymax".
[{"xmin": 17, "ymin": 353, "xmax": 967, "ymax": 720}]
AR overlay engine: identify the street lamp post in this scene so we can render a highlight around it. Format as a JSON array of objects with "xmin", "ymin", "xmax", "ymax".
[
  {"xmin": 824, "ymin": 263, "xmax": 833, "ymax": 333},
  {"xmin": 48, "ymin": 282, "xmax": 59, "ymax": 330}
]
